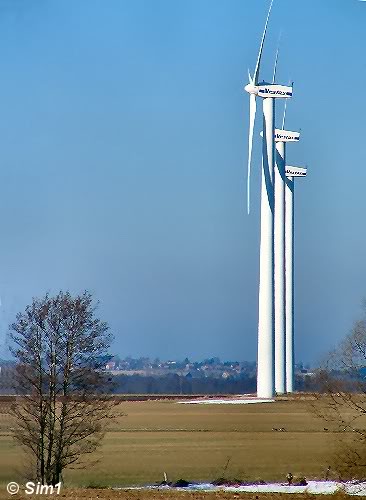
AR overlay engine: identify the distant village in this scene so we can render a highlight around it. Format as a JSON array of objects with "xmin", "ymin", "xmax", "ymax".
[
  {"xmin": 105, "ymin": 356, "xmax": 257, "ymax": 379},
  {"xmin": 0, "ymin": 356, "xmax": 315, "ymax": 395},
  {"xmin": 104, "ymin": 356, "xmax": 314, "ymax": 381}
]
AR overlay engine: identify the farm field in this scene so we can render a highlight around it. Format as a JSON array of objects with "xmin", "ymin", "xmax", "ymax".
[{"xmin": 0, "ymin": 396, "xmax": 340, "ymax": 490}]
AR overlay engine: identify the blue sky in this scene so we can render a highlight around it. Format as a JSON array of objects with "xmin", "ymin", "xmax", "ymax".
[{"xmin": 0, "ymin": 0, "xmax": 364, "ymax": 364}]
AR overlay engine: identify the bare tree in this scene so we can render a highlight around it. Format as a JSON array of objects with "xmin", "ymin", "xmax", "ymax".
[
  {"xmin": 9, "ymin": 291, "xmax": 119, "ymax": 485},
  {"xmin": 313, "ymin": 304, "xmax": 366, "ymax": 479}
]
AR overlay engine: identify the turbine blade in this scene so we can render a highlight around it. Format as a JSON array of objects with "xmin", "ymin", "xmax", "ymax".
[
  {"xmin": 247, "ymin": 93, "xmax": 257, "ymax": 214},
  {"xmin": 282, "ymin": 79, "xmax": 292, "ymax": 129},
  {"xmin": 248, "ymin": 69, "xmax": 253, "ymax": 85},
  {"xmin": 282, "ymin": 100, "xmax": 287, "ymax": 130},
  {"xmin": 272, "ymin": 47, "xmax": 279, "ymax": 84},
  {"xmin": 272, "ymin": 31, "xmax": 282, "ymax": 83},
  {"xmin": 253, "ymin": 0, "xmax": 274, "ymax": 85}
]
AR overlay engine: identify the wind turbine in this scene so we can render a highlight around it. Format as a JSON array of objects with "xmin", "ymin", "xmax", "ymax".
[
  {"xmin": 275, "ymin": 101, "xmax": 308, "ymax": 394},
  {"xmin": 274, "ymin": 103, "xmax": 300, "ymax": 395},
  {"xmin": 244, "ymin": 0, "xmax": 293, "ymax": 399},
  {"xmin": 284, "ymin": 162, "xmax": 307, "ymax": 393}
]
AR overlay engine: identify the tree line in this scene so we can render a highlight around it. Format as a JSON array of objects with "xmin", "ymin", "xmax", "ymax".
[{"xmin": 112, "ymin": 372, "xmax": 256, "ymax": 394}]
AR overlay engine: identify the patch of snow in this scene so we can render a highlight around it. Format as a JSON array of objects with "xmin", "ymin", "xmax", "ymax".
[
  {"xmin": 119, "ymin": 480, "xmax": 366, "ymax": 495},
  {"xmin": 190, "ymin": 482, "xmax": 339, "ymax": 494},
  {"xmin": 178, "ymin": 398, "xmax": 275, "ymax": 405},
  {"xmin": 306, "ymin": 481, "xmax": 341, "ymax": 494},
  {"xmin": 345, "ymin": 482, "xmax": 366, "ymax": 496}
]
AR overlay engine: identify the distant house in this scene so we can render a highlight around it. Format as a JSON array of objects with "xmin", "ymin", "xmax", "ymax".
[{"xmin": 105, "ymin": 361, "xmax": 116, "ymax": 371}]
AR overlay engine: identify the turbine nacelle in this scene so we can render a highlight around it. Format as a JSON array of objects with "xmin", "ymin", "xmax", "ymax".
[
  {"xmin": 275, "ymin": 129, "xmax": 300, "ymax": 142},
  {"xmin": 285, "ymin": 165, "xmax": 307, "ymax": 177},
  {"xmin": 244, "ymin": 83, "xmax": 257, "ymax": 95},
  {"xmin": 245, "ymin": 84, "xmax": 293, "ymax": 99},
  {"xmin": 260, "ymin": 128, "xmax": 299, "ymax": 141},
  {"xmin": 257, "ymin": 84, "xmax": 293, "ymax": 98}
]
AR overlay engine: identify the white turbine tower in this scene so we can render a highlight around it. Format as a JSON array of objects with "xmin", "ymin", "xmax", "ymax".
[
  {"xmin": 244, "ymin": 0, "xmax": 293, "ymax": 399},
  {"xmin": 285, "ymin": 163, "xmax": 307, "ymax": 392},
  {"xmin": 274, "ymin": 108, "xmax": 300, "ymax": 395}
]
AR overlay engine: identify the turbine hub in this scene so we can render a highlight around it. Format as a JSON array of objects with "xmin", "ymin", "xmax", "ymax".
[{"xmin": 244, "ymin": 83, "xmax": 257, "ymax": 95}]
